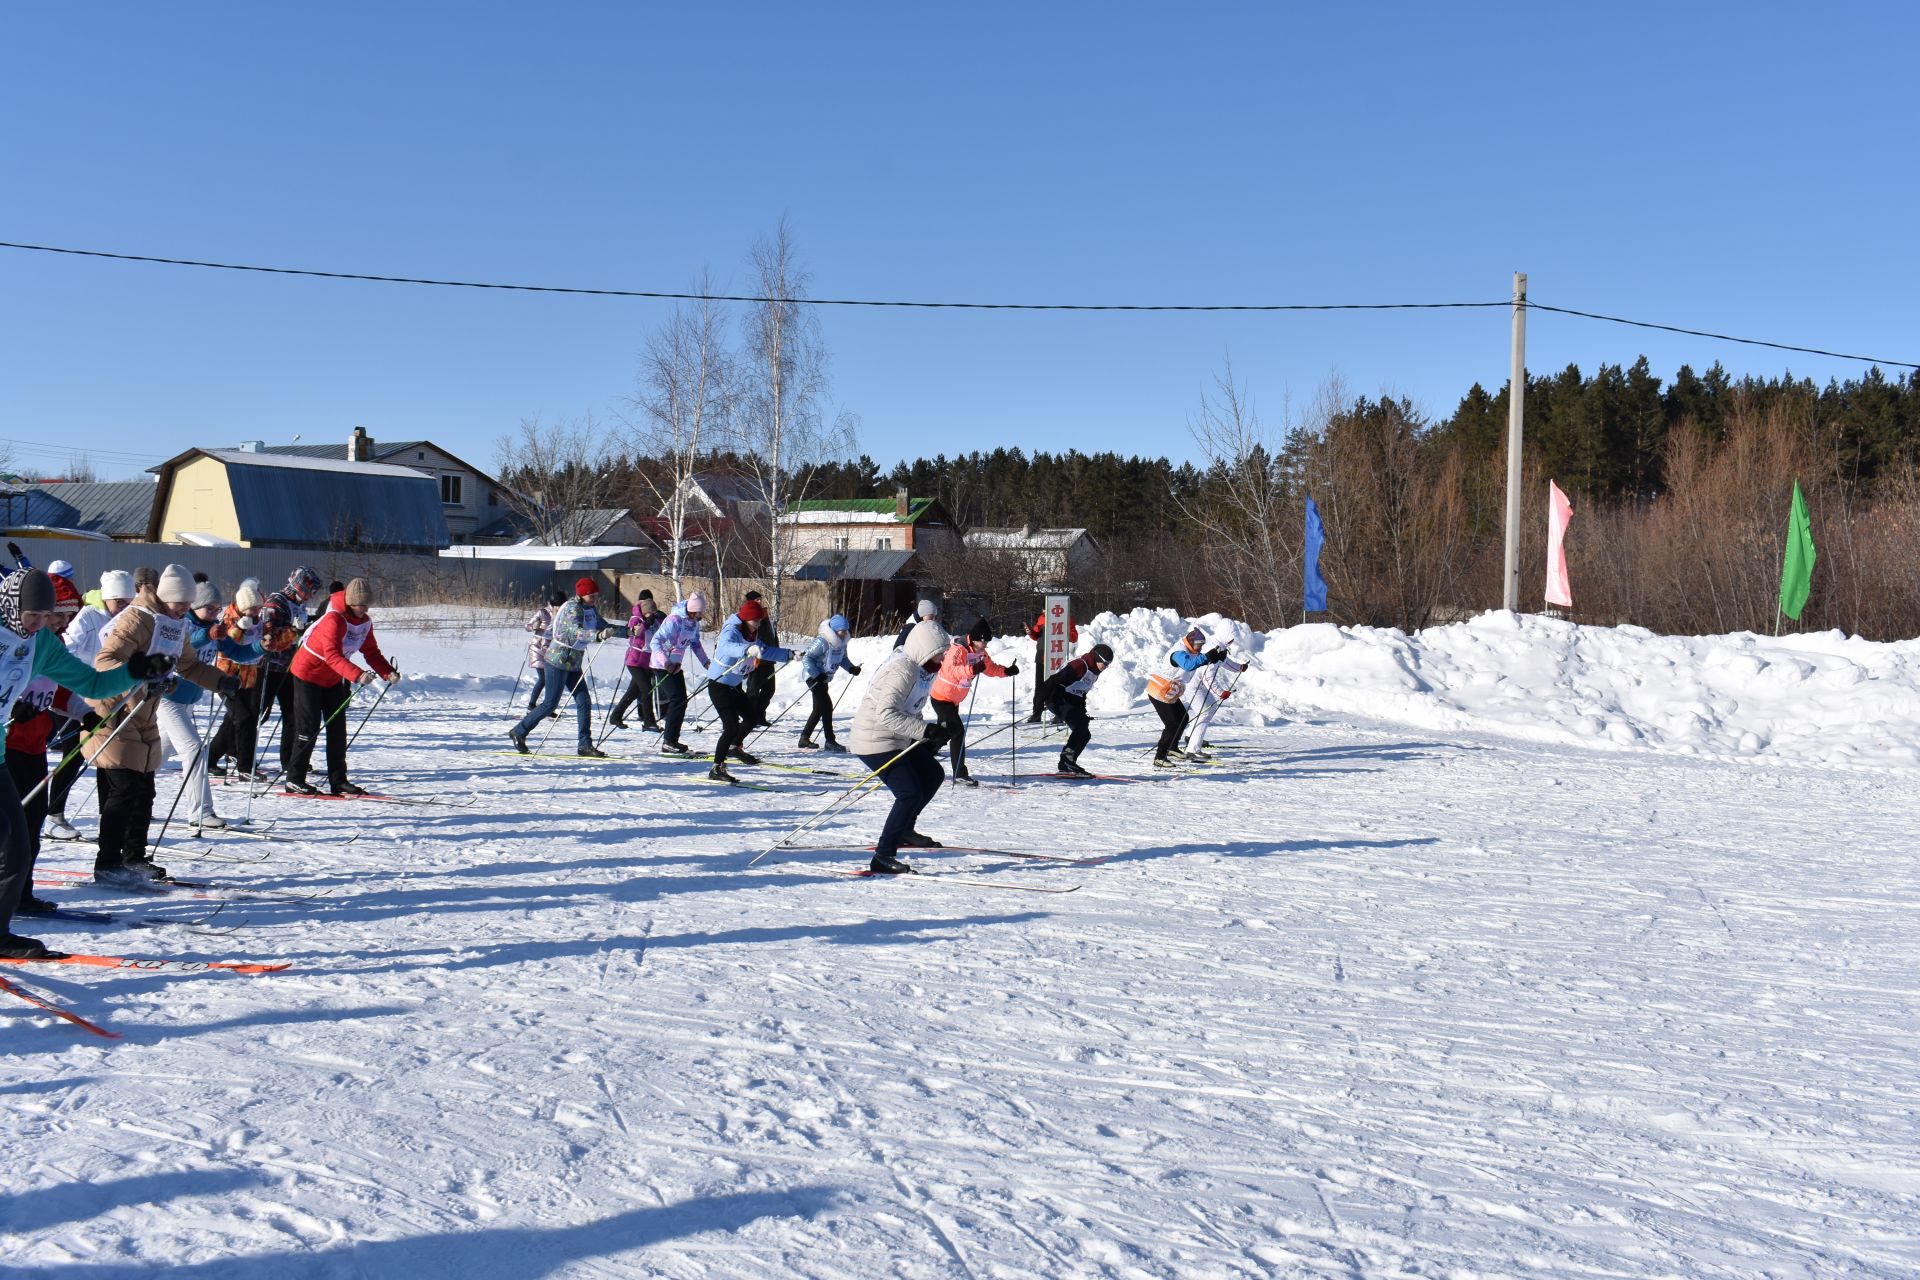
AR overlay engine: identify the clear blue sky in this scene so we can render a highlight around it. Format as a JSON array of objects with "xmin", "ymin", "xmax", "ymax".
[{"xmin": 4, "ymin": 3, "xmax": 1914, "ymax": 482}]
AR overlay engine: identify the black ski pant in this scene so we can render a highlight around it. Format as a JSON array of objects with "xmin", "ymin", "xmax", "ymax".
[
  {"xmin": 860, "ymin": 744, "xmax": 943, "ymax": 855},
  {"xmin": 207, "ymin": 676, "xmax": 263, "ymax": 774},
  {"xmin": 611, "ymin": 666, "xmax": 659, "ymax": 727},
  {"xmin": 1050, "ymin": 693, "xmax": 1091, "ymax": 760},
  {"xmin": 931, "ymin": 698, "xmax": 970, "ymax": 777},
  {"xmin": 46, "ymin": 713, "xmax": 98, "ymax": 817},
  {"xmin": 746, "ymin": 666, "xmax": 777, "ymax": 728},
  {"xmin": 801, "ymin": 677, "xmax": 839, "ymax": 744},
  {"xmin": 656, "ymin": 670, "xmax": 689, "ymax": 746},
  {"xmin": 288, "ymin": 677, "xmax": 353, "ymax": 791},
  {"xmin": 95, "ymin": 767, "xmax": 157, "ymax": 872},
  {"xmin": 255, "ymin": 666, "xmax": 300, "ymax": 772},
  {"xmin": 709, "ymin": 682, "xmax": 752, "ymax": 764},
  {"xmin": 2, "ymin": 750, "xmax": 44, "ymax": 919},
  {"xmin": 1152, "ymin": 698, "xmax": 1189, "ymax": 759}
]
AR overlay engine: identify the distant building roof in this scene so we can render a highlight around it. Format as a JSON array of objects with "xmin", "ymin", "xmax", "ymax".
[
  {"xmin": 7, "ymin": 482, "xmax": 158, "ymax": 539},
  {"xmin": 439, "ymin": 544, "xmax": 653, "ymax": 571},
  {"xmin": 149, "ymin": 449, "xmax": 449, "ymax": 550},
  {"xmin": 685, "ymin": 473, "xmax": 766, "ymax": 515},
  {"xmin": 964, "ymin": 526, "xmax": 1094, "ymax": 551},
  {"xmin": 792, "ymin": 548, "xmax": 923, "ymax": 581},
  {"xmin": 254, "ymin": 440, "xmax": 433, "ymax": 462},
  {"xmin": 784, "ymin": 497, "xmax": 940, "ymax": 525}
]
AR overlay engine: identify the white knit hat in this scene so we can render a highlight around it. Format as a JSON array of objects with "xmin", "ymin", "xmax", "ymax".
[
  {"xmin": 157, "ymin": 564, "xmax": 195, "ymax": 605},
  {"xmin": 100, "ymin": 570, "xmax": 135, "ymax": 600},
  {"xmin": 234, "ymin": 578, "xmax": 264, "ymax": 611}
]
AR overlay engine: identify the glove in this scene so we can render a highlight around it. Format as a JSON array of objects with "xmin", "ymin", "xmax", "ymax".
[
  {"xmin": 159, "ymin": 675, "xmax": 181, "ymax": 695},
  {"xmin": 127, "ymin": 652, "xmax": 175, "ymax": 682},
  {"xmin": 1004, "ymin": 663, "xmax": 1020, "ymax": 677},
  {"xmin": 1205, "ymin": 647, "xmax": 1226, "ymax": 664},
  {"xmin": 596, "ymin": 627, "xmax": 611, "ymax": 641},
  {"xmin": 847, "ymin": 663, "xmax": 862, "ymax": 676},
  {"xmin": 355, "ymin": 669, "xmax": 380, "ymax": 687},
  {"xmin": 234, "ymin": 615, "xmax": 259, "ymax": 636},
  {"xmin": 746, "ymin": 644, "xmax": 763, "ymax": 662},
  {"xmin": 6, "ymin": 542, "xmax": 23, "ymax": 564},
  {"xmin": 921, "ymin": 722, "xmax": 950, "ymax": 747},
  {"xmin": 216, "ymin": 674, "xmax": 240, "ymax": 697},
  {"xmin": 385, "ymin": 668, "xmax": 403, "ymax": 684}
]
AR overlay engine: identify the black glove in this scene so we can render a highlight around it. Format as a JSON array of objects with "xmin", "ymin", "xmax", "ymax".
[
  {"xmin": 216, "ymin": 674, "xmax": 241, "ymax": 697},
  {"xmin": 5, "ymin": 541, "xmax": 23, "ymax": 565},
  {"xmin": 1004, "ymin": 663, "xmax": 1020, "ymax": 677},
  {"xmin": 847, "ymin": 663, "xmax": 862, "ymax": 676},
  {"xmin": 921, "ymin": 722, "xmax": 950, "ymax": 747},
  {"xmin": 127, "ymin": 652, "xmax": 176, "ymax": 682},
  {"xmin": 1205, "ymin": 647, "xmax": 1226, "ymax": 664}
]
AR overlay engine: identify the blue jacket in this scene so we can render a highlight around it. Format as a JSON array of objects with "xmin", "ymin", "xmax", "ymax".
[
  {"xmin": 166, "ymin": 617, "xmax": 257, "ymax": 705},
  {"xmin": 707, "ymin": 614, "xmax": 793, "ymax": 689},
  {"xmin": 802, "ymin": 632, "xmax": 857, "ymax": 681}
]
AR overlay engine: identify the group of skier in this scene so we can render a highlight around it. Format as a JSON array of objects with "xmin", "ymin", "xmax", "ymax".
[
  {"xmin": 0, "ymin": 557, "xmax": 402, "ymax": 960},
  {"xmin": 508, "ymin": 584, "xmax": 1261, "ymax": 875}
]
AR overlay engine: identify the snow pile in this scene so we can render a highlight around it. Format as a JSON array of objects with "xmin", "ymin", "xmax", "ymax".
[{"xmin": 1083, "ymin": 607, "xmax": 1920, "ymax": 769}]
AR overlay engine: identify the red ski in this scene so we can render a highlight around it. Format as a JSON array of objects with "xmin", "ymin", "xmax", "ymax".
[
  {"xmin": 0, "ymin": 973, "xmax": 120, "ymax": 1039},
  {"xmin": 1, "ymin": 951, "xmax": 289, "ymax": 975}
]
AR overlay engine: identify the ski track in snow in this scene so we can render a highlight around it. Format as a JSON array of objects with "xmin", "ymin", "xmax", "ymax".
[{"xmin": 3, "ymin": 619, "xmax": 1918, "ymax": 1278}]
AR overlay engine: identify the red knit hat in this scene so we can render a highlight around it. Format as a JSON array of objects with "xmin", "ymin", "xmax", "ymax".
[
  {"xmin": 737, "ymin": 598, "xmax": 766, "ymax": 623},
  {"xmin": 575, "ymin": 577, "xmax": 599, "ymax": 597},
  {"xmin": 52, "ymin": 575, "xmax": 82, "ymax": 614}
]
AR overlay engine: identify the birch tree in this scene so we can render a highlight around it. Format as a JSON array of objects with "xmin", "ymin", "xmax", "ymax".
[{"xmin": 626, "ymin": 277, "xmax": 736, "ymax": 597}]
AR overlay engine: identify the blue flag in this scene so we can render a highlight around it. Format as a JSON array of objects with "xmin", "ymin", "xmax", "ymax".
[{"xmin": 1303, "ymin": 495, "xmax": 1328, "ymax": 613}]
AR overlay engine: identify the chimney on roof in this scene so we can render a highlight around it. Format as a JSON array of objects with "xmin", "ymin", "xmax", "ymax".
[
  {"xmin": 895, "ymin": 486, "xmax": 909, "ymax": 520},
  {"xmin": 350, "ymin": 425, "xmax": 373, "ymax": 462}
]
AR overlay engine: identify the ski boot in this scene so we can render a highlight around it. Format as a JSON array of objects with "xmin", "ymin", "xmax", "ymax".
[
  {"xmin": 821, "ymin": 740, "xmax": 848, "ymax": 754},
  {"xmin": 869, "ymin": 852, "xmax": 915, "ymax": 875},
  {"xmin": 731, "ymin": 750, "xmax": 761, "ymax": 766},
  {"xmin": 707, "ymin": 763, "xmax": 737, "ymax": 784},
  {"xmin": 508, "ymin": 729, "xmax": 530, "ymax": 755},
  {"xmin": 0, "ymin": 933, "xmax": 65, "ymax": 961},
  {"xmin": 333, "ymin": 781, "xmax": 369, "ymax": 797},
  {"xmin": 899, "ymin": 831, "xmax": 944, "ymax": 849},
  {"xmin": 45, "ymin": 814, "xmax": 81, "ymax": 841},
  {"xmin": 796, "ymin": 735, "xmax": 819, "ymax": 750},
  {"xmin": 578, "ymin": 745, "xmax": 609, "ymax": 759}
]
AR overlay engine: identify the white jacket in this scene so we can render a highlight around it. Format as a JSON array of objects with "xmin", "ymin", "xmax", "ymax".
[
  {"xmin": 64, "ymin": 604, "xmax": 125, "ymax": 666},
  {"xmin": 848, "ymin": 620, "xmax": 950, "ymax": 756}
]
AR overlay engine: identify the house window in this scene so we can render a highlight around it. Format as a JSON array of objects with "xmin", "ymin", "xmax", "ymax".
[
  {"xmin": 873, "ymin": 536, "xmax": 892, "ymax": 550},
  {"xmin": 441, "ymin": 474, "xmax": 463, "ymax": 505},
  {"xmin": 833, "ymin": 536, "xmax": 849, "ymax": 550}
]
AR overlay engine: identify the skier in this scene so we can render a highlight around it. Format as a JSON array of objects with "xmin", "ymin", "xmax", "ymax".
[
  {"xmin": 0, "ymin": 570, "xmax": 154, "ymax": 957},
  {"xmin": 703, "ymin": 598, "xmax": 793, "ymax": 782},
  {"xmin": 508, "ymin": 578, "xmax": 622, "ymax": 759},
  {"xmin": 1037, "ymin": 642, "xmax": 1113, "ymax": 777},
  {"xmin": 47, "ymin": 569, "xmax": 135, "ymax": 840},
  {"xmin": 521, "ymin": 590, "xmax": 566, "ymax": 713},
  {"xmin": 1183, "ymin": 632, "xmax": 1247, "ymax": 761},
  {"xmin": 87, "ymin": 565, "xmax": 232, "ymax": 886},
  {"xmin": 849, "ymin": 617, "xmax": 953, "ymax": 874},
  {"xmin": 284, "ymin": 578, "xmax": 399, "ymax": 794},
  {"xmin": 797, "ymin": 613, "xmax": 861, "ymax": 752},
  {"xmin": 893, "ymin": 599, "xmax": 938, "ymax": 648},
  {"xmin": 1025, "ymin": 608, "xmax": 1080, "ymax": 722},
  {"xmin": 741, "ymin": 591, "xmax": 780, "ymax": 729},
  {"xmin": 205, "ymin": 579, "xmax": 269, "ymax": 779},
  {"xmin": 927, "ymin": 620, "xmax": 1018, "ymax": 786},
  {"xmin": 157, "ymin": 580, "xmax": 259, "ymax": 828},
  {"xmin": 253, "ymin": 566, "xmax": 324, "ymax": 776},
  {"xmin": 4, "ymin": 575, "xmax": 84, "ymax": 921},
  {"xmin": 1147, "ymin": 627, "xmax": 1227, "ymax": 767},
  {"xmin": 647, "ymin": 592, "xmax": 709, "ymax": 756},
  {"xmin": 608, "ymin": 588, "xmax": 665, "ymax": 731}
]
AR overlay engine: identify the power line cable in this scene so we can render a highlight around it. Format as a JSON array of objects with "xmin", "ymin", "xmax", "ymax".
[{"xmin": 0, "ymin": 238, "xmax": 1911, "ymax": 368}]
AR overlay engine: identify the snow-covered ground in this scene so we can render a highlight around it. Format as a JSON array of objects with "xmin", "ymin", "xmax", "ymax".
[{"xmin": 4, "ymin": 609, "xmax": 1917, "ymax": 1277}]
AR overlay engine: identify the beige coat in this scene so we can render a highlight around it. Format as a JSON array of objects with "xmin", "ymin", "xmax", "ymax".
[{"xmin": 85, "ymin": 587, "xmax": 222, "ymax": 773}]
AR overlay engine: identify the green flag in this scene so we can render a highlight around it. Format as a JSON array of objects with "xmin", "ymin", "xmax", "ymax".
[{"xmin": 1778, "ymin": 481, "xmax": 1816, "ymax": 622}]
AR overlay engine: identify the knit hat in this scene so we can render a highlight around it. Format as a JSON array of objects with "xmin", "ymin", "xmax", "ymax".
[
  {"xmin": 47, "ymin": 559, "xmax": 74, "ymax": 581},
  {"xmin": 345, "ymin": 578, "xmax": 373, "ymax": 609},
  {"xmin": 192, "ymin": 581, "xmax": 221, "ymax": 611},
  {"xmin": 916, "ymin": 599, "xmax": 937, "ymax": 620},
  {"xmin": 17, "ymin": 569, "xmax": 56, "ymax": 615},
  {"xmin": 737, "ymin": 599, "xmax": 766, "ymax": 624},
  {"xmin": 100, "ymin": 570, "xmax": 135, "ymax": 601},
  {"xmin": 134, "ymin": 566, "xmax": 160, "ymax": 591},
  {"xmin": 743, "ymin": 590, "xmax": 762, "ymax": 602},
  {"xmin": 826, "ymin": 613, "xmax": 849, "ymax": 635},
  {"xmin": 685, "ymin": 591, "xmax": 707, "ymax": 615},
  {"xmin": 235, "ymin": 578, "xmax": 264, "ymax": 611},
  {"xmin": 967, "ymin": 619, "xmax": 992, "ymax": 644},
  {"xmin": 574, "ymin": 577, "xmax": 599, "ymax": 597},
  {"xmin": 548, "ymin": 589, "xmax": 567, "ymax": 607},
  {"xmin": 638, "ymin": 589, "xmax": 654, "ymax": 601},
  {"xmin": 157, "ymin": 564, "xmax": 195, "ymax": 605},
  {"xmin": 52, "ymin": 575, "xmax": 82, "ymax": 614}
]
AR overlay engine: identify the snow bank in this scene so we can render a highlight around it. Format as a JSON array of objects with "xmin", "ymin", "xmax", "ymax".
[{"xmin": 1082, "ymin": 607, "xmax": 1920, "ymax": 770}]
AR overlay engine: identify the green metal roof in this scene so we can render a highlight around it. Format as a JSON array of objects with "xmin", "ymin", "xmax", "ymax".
[{"xmin": 788, "ymin": 497, "xmax": 938, "ymax": 523}]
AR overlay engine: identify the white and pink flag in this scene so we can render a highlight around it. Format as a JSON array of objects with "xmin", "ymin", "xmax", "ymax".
[{"xmin": 1545, "ymin": 480, "xmax": 1573, "ymax": 609}]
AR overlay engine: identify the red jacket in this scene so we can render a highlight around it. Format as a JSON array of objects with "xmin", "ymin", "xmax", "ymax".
[
  {"xmin": 930, "ymin": 640, "xmax": 1009, "ymax": 705},
  {"xmin": 1028, "ymin": 613, "xmax": 1079, "ymax": 642},
  {"xmin": 290, "ymin": 592, "xmax": 394, "ymax": 688}
]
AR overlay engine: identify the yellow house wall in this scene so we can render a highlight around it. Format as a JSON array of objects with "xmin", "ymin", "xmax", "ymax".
[{"xmin": 157, "ymin": 456, "xmax": 246, "ymax": 545}]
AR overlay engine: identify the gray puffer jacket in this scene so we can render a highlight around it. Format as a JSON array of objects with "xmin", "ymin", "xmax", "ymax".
[{"xmin": 848, "ymin": 619, "xmax": 950, "ymax": 756}]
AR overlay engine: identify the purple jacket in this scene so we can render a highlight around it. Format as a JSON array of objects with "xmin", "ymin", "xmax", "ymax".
[{"xmin": 623, "ymin": 604, "xmax": 664, "ymax": 669}]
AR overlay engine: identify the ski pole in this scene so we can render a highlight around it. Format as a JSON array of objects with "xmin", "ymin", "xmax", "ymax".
[
  {"xmin": 535, "ymin": 638, "xmax": 602, "ymax": 754},
  {"xmin": 1009, "ymin": 680, "xmax": 1017, "ymax": 788},
  {"xmin": 20, "ymin": 686, "xmax": 149, "ymax": 809},
  {"xmin": 742, "ymin": 667, "xmax": 824, "ymax": 750},
  {"xmin": 747, "ymin": 739, "xmax": 929, "ymax": 867},
  {"xmin": 594, "ymin": 665, "xmax": 630, "ymax": 746},
  {"xmin": 506, "ymin": 651, "xmax": 529, "ymax": 709},
  {"xmin": 152, "ymin": 696, "xmax": 220, "ymax": 856},
  {"xmin": 344, "ymin": 674, "xmax": 393, "ymax": 752}
]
